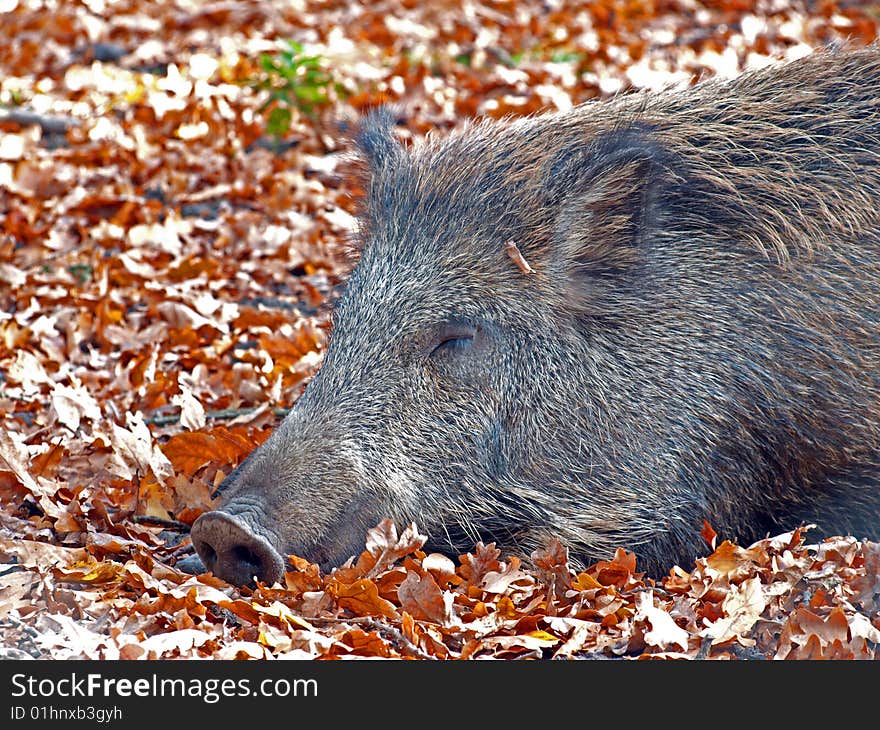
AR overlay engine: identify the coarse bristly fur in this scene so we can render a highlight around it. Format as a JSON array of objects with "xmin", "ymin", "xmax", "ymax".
[{"xmin": 192, "ymin": 44, "xmax": 880, "ymax": 585}]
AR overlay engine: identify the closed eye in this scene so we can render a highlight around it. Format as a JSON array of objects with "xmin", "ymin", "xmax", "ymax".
[
  {"xmin": 429, "ymin": 322, "xmax": 477, "ymax": 359},
  {"xmin": 431, "ymin": 335, "xmax": 473, "ymax": 356}
]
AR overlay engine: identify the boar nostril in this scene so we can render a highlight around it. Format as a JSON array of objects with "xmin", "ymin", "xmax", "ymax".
[
  {"xmin": 233, "ymin": 546, "xmax": 261, "ymax": 575},
  {"xmin": 190, "ymin": 511, "xmax": 285, "ymax": 587}
]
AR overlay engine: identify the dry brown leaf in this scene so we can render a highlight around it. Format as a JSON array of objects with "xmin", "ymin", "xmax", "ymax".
[
  {"xmin": 397, "ymin": 570, "xmax": 454, "ymax": 625},
  {"xmin": 329, "ymin": 578, "xmax": 400, "ymax": 619},
  {"xmin": 701, "ymin": 575, "xmax": 766, "ymax": 646},
  {"xmin": 107, "ymin": 413, "xmax": 174, "ymax": 486},
  {"xmin": 481, "ymin": 557, "xmax": 533, "ymax": 594},
  {"xmin": 458, "ymin": 542, "xmax": 502, "ymax": 587},
  {"xmin": 635, "ymin": 590, "xmax": 689, "ymax": 652}
]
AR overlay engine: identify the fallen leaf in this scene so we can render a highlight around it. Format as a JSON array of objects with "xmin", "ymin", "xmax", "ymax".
[
  {"xmin": 329, "ymin": 578, "xmax": 399, "ymax": 619},
  {"xmin": 701, "ymin": 576, "xmax": 766, "ymax": 645},
  {"xmin": 397, "ymin": 570, "xmax": 454, "ymax": 625},
  {"xmin": 635, "ymin": 590, "xmax": 689, "ymax": 652}
]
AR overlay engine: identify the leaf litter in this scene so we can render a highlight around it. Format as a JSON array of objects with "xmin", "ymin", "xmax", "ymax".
[{"xmin": 1, "ymin": 0, "xmax": 878, "ymax": 659}]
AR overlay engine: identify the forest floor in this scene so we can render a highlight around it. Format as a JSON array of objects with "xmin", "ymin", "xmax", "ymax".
[{"xmin": 1, "ymin": 0, "xmax": 879, "ymax": 660}]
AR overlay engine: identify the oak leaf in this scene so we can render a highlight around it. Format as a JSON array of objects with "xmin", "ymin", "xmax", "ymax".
[
  {"xmin": 397, "ymin": 570, "xmax": 454, "ymax": 625},
  {"xmin": 701, "ymin": 576, "xmax": 766, "ymax": 646},
  {"xmin": 634, "ymin": 590, "xmax": 689, "ymax": 652},
  {"xmin": 329, "ymin": 578, "xmax": 399, "ymax": 619}
]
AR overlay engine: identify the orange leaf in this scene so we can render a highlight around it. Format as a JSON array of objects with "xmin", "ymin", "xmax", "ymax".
[
  {"xmin": 362, "ymin": 519, "xmax": 427, "ymax": 577},
  {"xmin": 481, "ymin": 557, "xmax": 532, "ymax": 594},
  {"xmin": 54, "ymin": 558, "xmax": 124, "ymax": 585},
  {"xmin": 590, "ymin": 548, "xmax": 638, "ymax": 588},
  {"xmin": 234, "ymin": 307, "xmax": 292, "ymax": 331},
  {"xmin": 30, "ymin": 442, "xmax": 66, "ymax": 479},
  {"xmin": 421, "ymin": 552, "xmax": 459, "ymax": 587},
  {"xmin": 338, "ymin": 628, "xmax": 396, "ymax": 658},
  {"xmin": 458, "ymin": 542, "xmax": 502, "ymax": 586},
  {"xmin": 572, "ymin": 572, "xmax": 603, "ymax": 591},
  {"xmin": 531, "ymin": 538, "xmax": 571, "ymax": 592},
  {"xmin": 329, "ymin": 578, "xmax": 399, "ymax": 619},
  {"xmin": 397, "ymin": 570, "xmax": 452, "ymax": 625},
  {"xmin": 161, "ymin": 427, "xmax": 260, "ymax": 477},
  {"xmin": 283, "ymin": 557, "xmax": 323, "ymax": 595},
  {"xmin": 704, "ymin": 541, "xmax": 739, "ymax": 574},
  {"xmin": 794, "ymin": 607, "xmax": 849, "ymax": 645},
  {"xmin": 704, "ymin": 540, "xmax": 767, "ymax": 577},
  {"xmin": 160, "ymin": 432, "xmax": 217, "ymax": 476},
  {"xmin": 701, "ymin": 520, "xmax": 718, "ymax": 549}
]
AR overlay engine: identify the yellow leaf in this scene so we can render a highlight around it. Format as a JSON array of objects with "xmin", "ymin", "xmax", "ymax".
[
  {"xmin": 526, "ymin": 630, "xmax": 560, "ymax": 644},
  {"xmin": 573, "ymin": 572, "xmax": 603, "ymax": 590}
]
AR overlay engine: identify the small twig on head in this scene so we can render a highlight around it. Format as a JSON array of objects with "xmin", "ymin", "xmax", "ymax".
[{"xmin": 504, "ymin": 240, "xmax": 534, "ymax": 275}]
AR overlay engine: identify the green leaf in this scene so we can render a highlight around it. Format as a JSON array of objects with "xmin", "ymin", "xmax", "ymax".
[
  {"xmin": 294, "ymin": 85, "xmax": 327, "ymax": 104},
  {"xmin": 550, "ymin": 50, "xmax": 583, "ymax": 63},
  {"xmin": 260, "ymin": 55, "xmax": 281, "ymax": 73},
  {"xmin": 248, "ymin": 39, "xmax": 337, "ymax": 129},
  {"xmin": 266, "ymin": 106, "xmax": 293, "ymax": 137}
]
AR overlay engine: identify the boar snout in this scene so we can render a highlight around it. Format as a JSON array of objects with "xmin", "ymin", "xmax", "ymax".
[{"xmin": 191, "ymin": 511, "xmax": 285, "ymax": 586}]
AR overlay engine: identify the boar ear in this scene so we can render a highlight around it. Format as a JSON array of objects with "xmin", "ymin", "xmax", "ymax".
[
  {"xmin": 355, "ymin": 106, "xmax": 404, "ymax": 170},
  {"xmin": 552, "ymin": 127, "xmax": 671, "ymax": 284}
]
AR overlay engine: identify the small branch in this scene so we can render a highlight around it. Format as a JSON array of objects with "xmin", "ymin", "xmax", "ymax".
[
  {"xmin": 308, "ymin": 615, "xmax": 435, "ymax": 659},
  {"xmin": 0, "ymin": 107, "xmax": 79, "ymax": 135},
  {"xmin": 207, "ymin": 406, "xmax": 290, "ymax": 421},
  {"xmin": 22, "ymin": 425, "xmax": 55, "ymax": 444},
  {"xmin": 0, "ymin": 391, "xmax": 34, "ymax": 402},
  {"xmin": 145, "ymin": 406, "xmax": 290, "ymax": 427},
  {"xmin": 130, "ymin": 514, "xmax": 190, "ymax": 531}
]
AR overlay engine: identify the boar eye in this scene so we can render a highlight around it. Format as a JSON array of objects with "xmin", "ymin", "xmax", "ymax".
[{"xmin": 429, "ymin": 322, "xmax": 476, "ymax": 359}]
